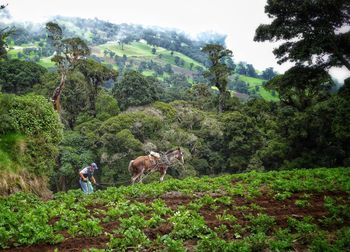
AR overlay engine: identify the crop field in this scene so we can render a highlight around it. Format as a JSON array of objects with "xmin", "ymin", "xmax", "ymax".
[{"xmin": 1, "ymin": 168, "xmax": 350, "ymax": 251}]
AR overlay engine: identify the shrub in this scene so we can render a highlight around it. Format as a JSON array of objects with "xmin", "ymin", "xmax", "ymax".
[
  {"xmin": 153, "ymin": 101, "xmax": 176, "ymax": 121},
  {"xmin": 0, "ymin": 94, "xmax": 63, "ymax": 177}
]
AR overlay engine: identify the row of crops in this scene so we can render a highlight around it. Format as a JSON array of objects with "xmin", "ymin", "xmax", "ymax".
[{"xmin": 1, "ymin": 167, "xmax": 350, "ymax": 251}]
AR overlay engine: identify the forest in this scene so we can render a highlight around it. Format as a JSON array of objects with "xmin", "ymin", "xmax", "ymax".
[{"xmin": 0, "ymin": 0, "xmax": 350, "ymax": 251}]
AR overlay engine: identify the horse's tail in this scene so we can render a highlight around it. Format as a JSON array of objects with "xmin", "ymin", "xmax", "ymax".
[{"xmin": 128, "ymin": 160, "xmax": 134, "ymax": 174}]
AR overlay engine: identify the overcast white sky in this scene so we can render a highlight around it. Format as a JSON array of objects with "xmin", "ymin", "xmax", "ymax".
[{"xmin": 5, "ymin": 0, "xmax": 350, "ymax": 80}]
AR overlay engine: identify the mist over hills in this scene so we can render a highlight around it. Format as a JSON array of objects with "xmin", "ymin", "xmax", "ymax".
[{"xmin": 2, "ymin": 15, "xmax": 278, "ymax": 100}]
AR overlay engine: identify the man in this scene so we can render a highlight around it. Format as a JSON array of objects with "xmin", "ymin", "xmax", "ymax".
[{"xmin": 79, "ymin": 162, "xmax": 98, "ymax": 194}]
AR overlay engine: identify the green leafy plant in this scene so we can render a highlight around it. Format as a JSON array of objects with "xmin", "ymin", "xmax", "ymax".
[
  {"xmin": 248, "ymin": 213, "xmax": 275, "ymax": 233},
  {"xmin": 274, "ymin": 191, "xmax": 293, "ymax": 201},
  {"xmin": 157, "ymin": 234, "xmax": 186, "ymax": 252},
  {"xmin": 108, "ymin": 227, "xmax": 150, "ymax": 251},
  {"xmin": 169, "ymin": 209, "xmax": 209, "ymax": 239},
  {"xmin": 68, "ymin": 219, "xmax": 102, "ymax": 237},
  {"xmin": 295, "ymin": 199, "xmax": 310, "ymax": 208}
]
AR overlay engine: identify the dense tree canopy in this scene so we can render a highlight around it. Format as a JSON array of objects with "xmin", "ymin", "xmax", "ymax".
[
  {"xmin": 0, "ymin": 59, "xmax": 47, "ymax": 94},
  {"xmin": 266, "ymin": 66, "xmax": 334, "ymax": 111},
  {"xmin": 113, "ymin": 70, "xmax": 161, "ymax": 110},
  {"xmin": 255, "ymin": 0, "xmax": 350, "ymax": 70}
]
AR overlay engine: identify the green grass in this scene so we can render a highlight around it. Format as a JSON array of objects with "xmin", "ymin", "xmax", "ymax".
[
  {"xmin": 239, "ymin": 75, "xmax": 279, "ymax": 101},
  {"xmin": 142, "ymin": 70, "xmax": 156, "ymax": 77},
  {"xmin": 38, "ymin": 57, "xmax": 55, "ymax": 68},
  {"xmin": 0, "ymin": 133, "xmax": 26, "ymax": 172},
  {"xmin": 95, "ymin": 41, "xmax": 204, "ymax": 71},
  {"xmin": 7, "ymin": 43, "xmax": 55, "ymax": 68}
]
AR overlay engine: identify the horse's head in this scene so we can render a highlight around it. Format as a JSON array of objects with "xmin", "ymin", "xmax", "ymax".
[{"xmin": 175, "ymin": 147, "xmax": 184, "ymax": 164}]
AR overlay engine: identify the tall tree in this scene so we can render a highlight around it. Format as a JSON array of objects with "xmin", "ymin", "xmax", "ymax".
[
  {"xmin": 0, "ymin": 3, "xmax": 15, "ymax": 60},
  {"xmin": 46, "ymin": 22, "xmax": 90, "ymax": 112},
  {"xmin": 77, "ymin": 59, "xmax": 117, "ymax": 116},
  {"xmin": 261, "ymin": 67, "xmax": 277, "ymax": 80},
  {"xmin": 235, "ymin": 62, "xmax": 247, "ymax": 75},
  {"xmin": 202, "ymin": 44, "xmax": 233, "ymax": 112},
  {"xmin": 254, "ymin": 0, "xmax": 350, "ymax": 70},
  {"xmin": 246, "ymin": 64, "xmax": 257, "ymax": 78},
  {"xmin": 266, "ymin": 66, "xmax": 334, "ymax": 111}
]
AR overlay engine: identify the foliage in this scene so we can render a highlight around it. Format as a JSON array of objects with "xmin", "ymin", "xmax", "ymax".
[
  {"xmin": 202, "ymin": 44, "xmax": 233, "ymax": 112},
  {"xmin": 254, "ymin": 0, "xmax": 350, "ymax": 70},
  {"xmin": 0, "ymin": 93, "xmax": 62, "ymax": 177},
  {"xmin": 46, "ymin": 22, "xmax": 90, "ymax": 112},
  {"xmin": 221, "ymin": 111, "xmax": 263, "ymax": 172},
  {"xmin": 153, "ymin": 101, "xmax": 177, "ymax": 121},
  {"xmin": 0, "ymin": 59, "xmax": 47, "ymax": 94},
  {"xmin": 0, "ymin": 168, "xmax": 349, "ymax": 250},
  {"xmin": 113, "ymin": 70, "xmax": 161, "ymax": 110},
  {"xmin": 0, "ymin": 94, "xmax": 62, "ymax": 142},
  {"xmin": 169, "ymin": 209, "xmax": 209, "ymax": 239},
  {"xmin": 95, "ymin": 89, "xmax": 120, "ymax": 120},
  {"xmin": 77, "ymin": 59, "xmax": 118, "ymax": 116},
  {"xmin": 68, "ymin": 219, "xmax": 102, "ymax": 237},
  {"xmin": 266, "ymin": 66, "xmax": 333, "ymax": 111}
]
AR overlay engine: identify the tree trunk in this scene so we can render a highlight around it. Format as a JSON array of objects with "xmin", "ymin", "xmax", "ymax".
[
  {"xmin": 52, "ymin": 72, "xmax": 67, "ymax": 112},
  {"xmin": 218, "ymin": 92, "xmax": 224, "ymax": 113}
]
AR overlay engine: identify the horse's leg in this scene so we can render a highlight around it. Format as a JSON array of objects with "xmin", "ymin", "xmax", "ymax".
[
  {"xmin": 133, "ymin": 167, "xmax": 145, "ymax": 184},
  {"xmin": 131, "ymin": 174, "xmax": 138, "ymax": 185},
  {"xmin": 138, "ymin": 171, "xmax": 145, "ymax": 183},
  {"xmin": 138, "ymin": 167, "xmax": 146, "ymax": 183},
  {"xmin": 138, "ymin": 173, "xmax": 145, "ymax": 183},
  {"xmin": 131, "ymin": 171, "xmax": 142, "ymax": 185},
  {"xmin": 159, "ymin": 168, "xmax": 166, "ymax": 182}
]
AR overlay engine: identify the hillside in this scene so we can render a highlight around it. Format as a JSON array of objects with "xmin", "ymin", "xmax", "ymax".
[
  {"xmin": 1, "ymin": 167, "xmax": 350, "ymax": 251},
  {"xmin": 5, "ymin": 17, "xmax": 277, "ymax": 101},
  {"xmin": 239, "ymin": 75, "xmax": 279, "ymax": 101},
  {"xmin": 93, "ymin": 40, "xmax": 205, "ymax": 79}
]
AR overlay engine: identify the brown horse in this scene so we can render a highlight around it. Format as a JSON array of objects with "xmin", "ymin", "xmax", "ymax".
[{"xmin": 128, "ymin": 147, "xmax": 184, "ymax": 184}]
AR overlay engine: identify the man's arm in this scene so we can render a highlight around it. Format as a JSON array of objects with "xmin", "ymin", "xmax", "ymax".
[
  {"xmin": 91, "ymin": 176, "xmax": 96, "ymax": 184},
  {"xmin": 79, "ymin": 172, "xmax": 87, "ymax": 181}
]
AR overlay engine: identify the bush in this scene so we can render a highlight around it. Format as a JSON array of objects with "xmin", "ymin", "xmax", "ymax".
[
  {"xmin": 153, "ymin": 101, "xmax": 176, "ymax": 121},
  {"xmin": 0, "ymin": 94, "xmax": 63, "ymax": 177},
  {"xmin": 0, "ymin": 94, "xmax": 63, "ymax": 142}
]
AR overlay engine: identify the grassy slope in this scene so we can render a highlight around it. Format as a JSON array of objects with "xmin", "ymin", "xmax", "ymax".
[
  {"xmin": 8, "ymin": 42, "xmax": 56, "ymax": 68},
  {"xmin": 239, "ymin": 75, "xmax": 279, "ymax": 101},
  {"xmin": 95, "ymin": 41, "xmax": 204, "ymax": 70},
  {"xmin": 96, "ymin": 41, "xmax": 277, "ymax": 100},
  {"xmin": 1, "ymin": 167, "xmax": 350, "ymax": 251}
]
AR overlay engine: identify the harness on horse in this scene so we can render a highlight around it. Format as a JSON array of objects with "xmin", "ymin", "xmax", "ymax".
[
  {"xmin": 147, "ymin": 151, "xmax": 172, "ymax": 173},
  {"xmin": 130, "ymin": 148, "xmax": 183, "ymax": 184}
]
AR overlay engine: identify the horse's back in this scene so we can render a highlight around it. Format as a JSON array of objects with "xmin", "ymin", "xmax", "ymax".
[{"xmin": 132, "ymin": 155, "xmax": 148, "ymax": 166}]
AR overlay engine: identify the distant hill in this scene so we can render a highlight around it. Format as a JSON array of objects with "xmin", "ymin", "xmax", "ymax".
[{"xmin": 4, "ymin": 16, "xmax": 278, "ymax": 101}]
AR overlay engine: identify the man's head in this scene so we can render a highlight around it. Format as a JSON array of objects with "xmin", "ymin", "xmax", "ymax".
[{"xmin": 90, "ymin": 162, "xmax": 98, "ymax": 170}]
